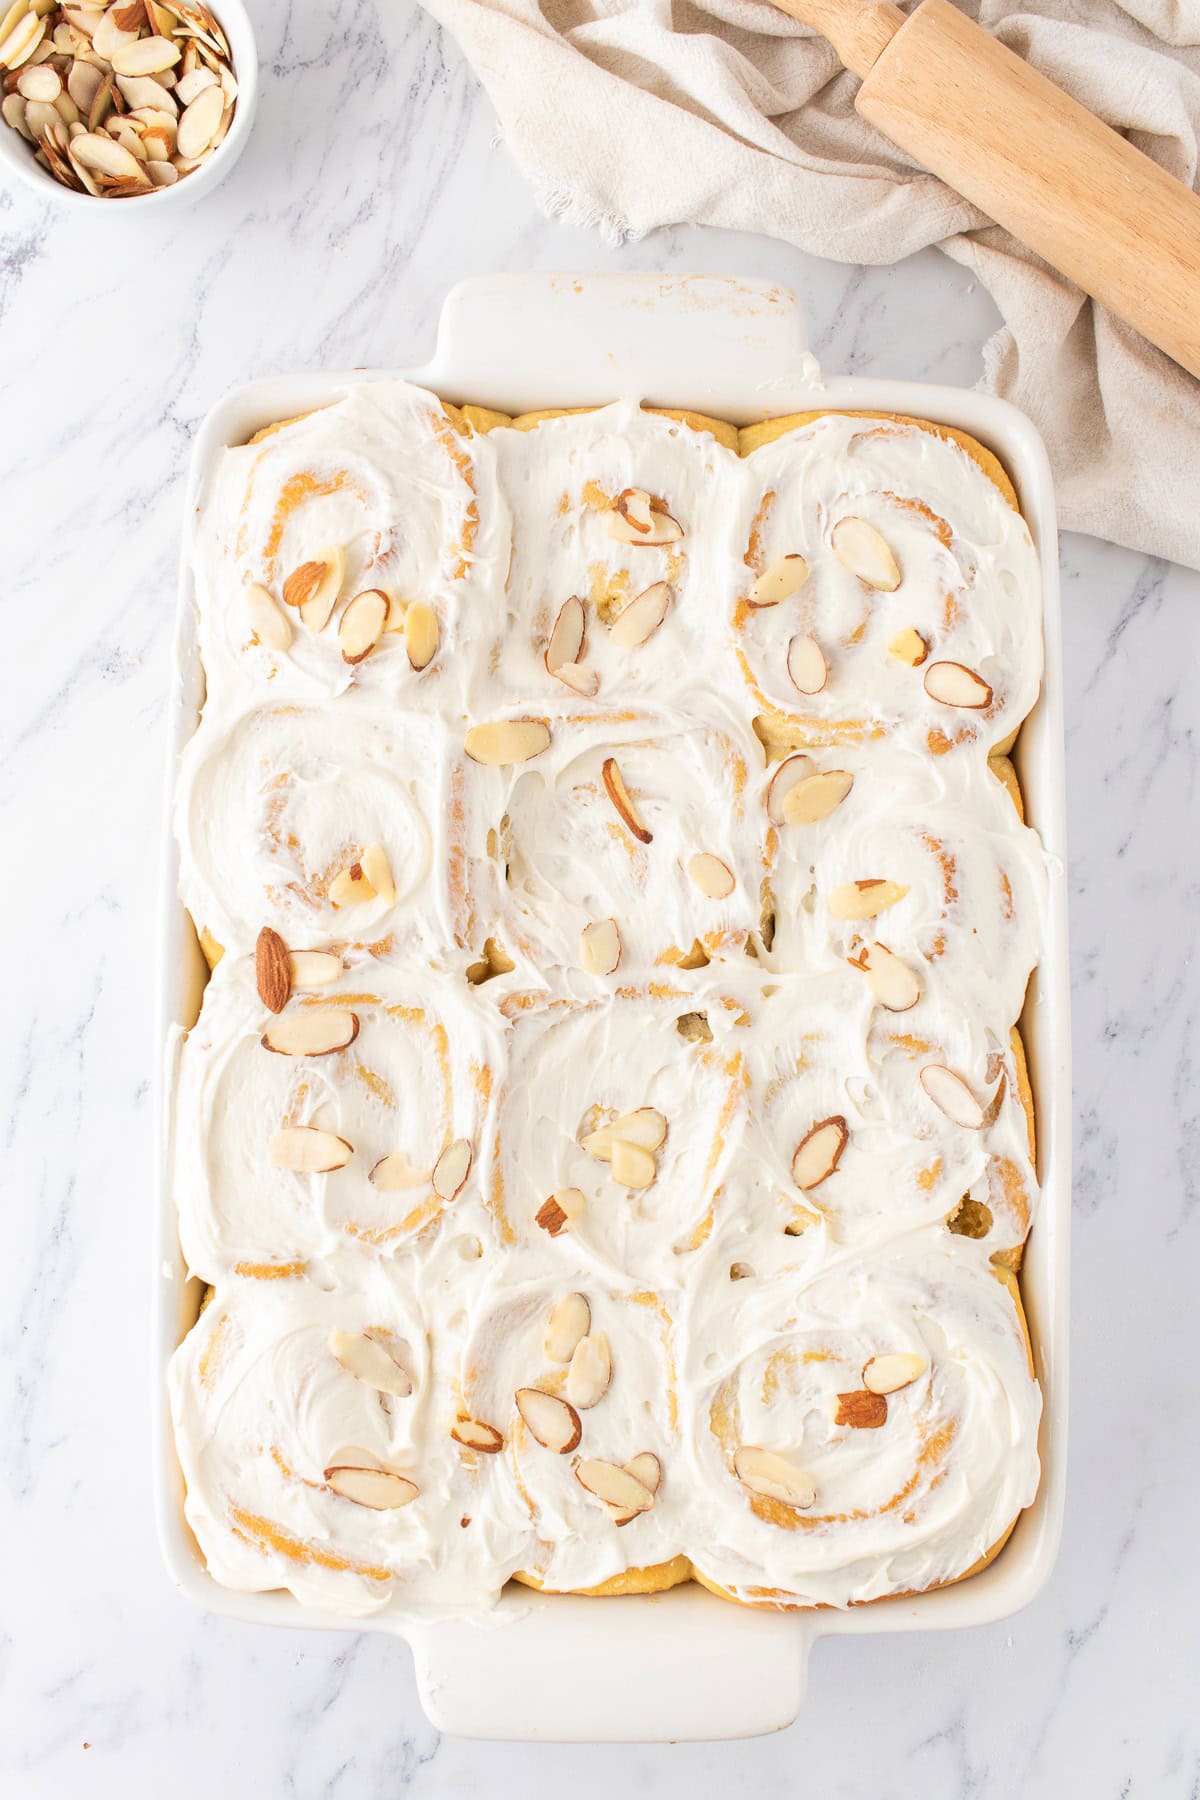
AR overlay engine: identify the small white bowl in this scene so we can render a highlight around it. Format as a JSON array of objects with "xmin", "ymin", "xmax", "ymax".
[{"xmin": 0, "ymin": 0, "xmax": 257, "ymax": 213}]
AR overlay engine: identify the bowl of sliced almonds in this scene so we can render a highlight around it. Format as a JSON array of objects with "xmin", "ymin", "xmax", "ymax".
[{"xmin": 0, "ymin": 0, "xmax": 255, "ymax": 207}]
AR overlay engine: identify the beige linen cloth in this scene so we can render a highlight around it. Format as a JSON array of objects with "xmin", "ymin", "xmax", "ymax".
[{"xmin": 417, "ymin": 0, "xmax": 1200, "ymax": 569}]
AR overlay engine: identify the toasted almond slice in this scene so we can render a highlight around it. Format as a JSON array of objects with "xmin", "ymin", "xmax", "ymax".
[
  {"xmin": 610, "ymin": 1139, "xmax": 657, "ymax": 1190},
  {"xmin": 432, "ymin": 1137, "xmax": 472, "ymax": 1200},
  {"xmin": 261, "ymin": 1008, "xmax": 359, "ymax": 1057},
  {"xmin": 624, "ymin": 1451, "xmax": 661, "ymax": 1495},
  {"xmin": 269, "ymin": 1126, "xmax": 352, "ymax": 1173},
  {"xmin": 610, "ymin": 580, "xmax": 672, "ymax": 648},
  {"xmin": 255, "ymin": 925, "xmax": 291, "ymax": 1014},
  {"xmin": 580, "ymin": 917, "xmax": 621, "ymax": 976},
  {"xmin": 688, "ymin": 852, "xmax": 735, "ymax": 900},
  {"xmin": 831, "ymin": 516, "xmax": 901, "ymax": 590},
  {"xmin": 748, "ymin": 553, "xmax": 808, "ymax": 608},
  {"xmin": 329, "ymin": 1329, "xmax": 414, "ymax": 1397},
  {"xmin": 733, "ymin": 1446, "xmax": 816, "ymax": 1510},
  {"xmin": 850, "ymin": 941, "xmax": 920, "ymax": 1012},
  {"xmin": 575, "ymin": 1458, "xmax": 654, "ymax": 1513},
  {"xmin": 360, "ymin": 842, "xmax": 396, "ymax": 907},
  {"xmin": 602, "ymin": 488, "xmax": 683, "ymax": 547},
  {"xmin": 923, "ymin": 660, "xmax": 993, "ymax": 709},
  {"xmin": 765, "ymin": 754, "xmax": 816, "ymax": 826},
  {"xmin": 535, "ymin": 1188, "xmax": 585, "ymax": 1236},
  {"xmin": 465, "ymin": 719, "xmax": 550, "ymax": 766},
  {"xmin": 828, "ymin": 878, "xmax": 908, "ymax": 920},
  {"xmin": 781, "ymin": 768, "xmax": 854, "ymax": 826},
  {"xmin": 404, "ymin": 600, "xmax": 439, "ymax": 671},
  {"xmin": 288, "ymin": 949, "xmax": 342, "ymax": 988},
  {"xmin": 329, "ymin": 860, "xmax": 375, "ymax": 908},
  {"xmin": 786, "ymin": 633, "xmax": 828, "ymax": 697},
  {"xmin": 889, "ymin": 626, "xmax": 928, "ymax": 667},
  {"xmin": 16, "ymin": 60, "xmax": 58, "ymax": 98},
  {"xmin": 581, "ymin": 1107, "xmax": 667, "ymax": 1161},
  {"xmin": 862, "ymin": 1352, "xmax": 928, "ymax": 1395},
  {"xmin": 69, "ymin": 129, "xmax": 142, "ymax": 177},
  {"xmin": 515, "ymin": 1386, "xmax": 582, "ymax": 1454},
  {"xmin": 792, "ymin": 1115, "xmax": 849, "ymax": 1190},
  {"xmin": 601, "ymin": 755, "xmax": 651, "ymax": 843},
  {"xmin": 451, "ymin": 1418, "xmax": 504, "ymax": 1454},
  {"xmin": 545, "ymin": 1292, "xmax": 591, "ymax": 1364},
  {"xmin": 338, "ymin": 588, "xmax": 387, "ymax": 664},
  {"xmin": 325, "ymin": 1464, "xmax": 418, "ymax": 1510},
  {"xmin": 110, "ymin": 33, "xmax": 180, "ymax": 74},
  {"xmin": 920, "ymin": 1063, "xmax": 985, "ymax": 1129},
  {"xmin": 368, "ymin": 1152, "xmax": 429, "ymax": 1192},
  {"xmin": 554, "ymin": 661, "xmax": 600, "ymax": 697},
  {"xmin": 566, "ymin": 1331, "xmax": 612, "ymax": 1408},
  {"xmin": 834, "ymin": 1389, "xmax": 888, "ymax": 1429},
  {"xmin": 545, "ymin": 594, "xmax": 585, "ymax": 674}
]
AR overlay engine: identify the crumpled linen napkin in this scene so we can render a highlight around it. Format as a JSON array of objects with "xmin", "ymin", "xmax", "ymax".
[{"xmin": 417, "ymin": 0, "xmax": 1200, "ymax": 570}]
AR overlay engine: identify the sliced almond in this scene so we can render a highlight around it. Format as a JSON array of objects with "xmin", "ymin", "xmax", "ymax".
[
  {"xmin": 748, "ymin": 554, "xmax": 808, "ymax": 608},
  {"xmin": 623, "ymin": 1451, "xmax": 661, "ymax": 1495},
  {"xmin": 889, "ymin": 627, "xmax": 928, "ymax": 667},
  {"xmin": 91, "ymin": 8, "xmax": 138, "ymax": 59},
  {"xmin": 920, "ymin": 1063, "xmax": 985, "ymax": 1129},
  {"xmin": 849, "ymin": 941, "xmax": 920, "ymax": 1012},
  {"xmin": 554, "ymin": 661, "xmax": 600, "ymax": 697},
  {"xmin": 610, "ymin": 1139, "xmax": 657, "ymax": 1191},
  {"xmin": 0, "ymin": 9, "xmax": 44, "ymax": 68},
  {"xmin": 733, "ymin": 1446, "xmax": 816, "ymax": 1510},
  {"xmin": 360, "ymin": 842, "xmax": 396, "ymax": 907},
  {"xmin": 545, "ymin": 594, "xmax": 585, "ymax": 675},
  {"xmin": 324, "ymin": 1463, "xmax": 418, "ymax": 1510},
  {"xmin": 862, "ymin": 1352, "xmax": 927, "ymax": 1395},
  {"xmin": 115, "ymin": 73, "xmax": 177, "ymax": 114},
  {"xmin": 69, "ymin": 129, "xmax": 141, "ymax": 177},
  {"xmin": 329, "ymin": 1329, "xmax": 414, "ymax": 1398},
  {"xmin": 269, "ymin": 1127, "xmax": 352, "ymax": 1173},
  {"xmin": 338, "ymin": 588, "xmax": 387, "ymax": 664},
  {"xmin": 289, "ymin": 949, "xmax": 342, "ymax": 988},
  {"xmin": 535, "ymin": 1188, "xmax": 585, "ymax": 1236},
  {"xmin": 575, "ymin": 1458, "xmax": 654, "ymax": 1513},
  {"xmin": 791, "ymin": 1115, "xmax": 849, "ymax": 1190},
  {"xmin": 765, "ymin": 754, "xmax": 815, "ymax": 826},
  {"xmin": 580, "ymin": 917, "xmax": 621, "ymax": 976},
  {"xmin": 834, "ymin": 1389, "xmax": 888, "ymax": 1429},
  {"xmin": 831, "ymin": 516, "xmax": 901, "ymax": 590},
  {"xmin": 545, "ymin": 1292, "xmax": 591, "ymax": 1364},
  {"xmin": 255, "ymin": 924, "xmax": 291, "ymax": 1014},
  {"xmin": 923, "ymin": 660, "xmax": 993, "ymax": 709},
  {"xmin": 329, "ymin": 860, "xmax": 375, "ymax": 908},
  {"xmin": 601, "ymin": 755, "xmax": 651, "ymax": 843},
  {"xmin": 464, "ymin": 719, "xmax": 550, "ymax": 766},
  {"xmin": 110, "ymin": 34, "xmax": 181, "ymax": 75},
  {"xmin": 688, "ymin": 852, "xmax": 735, "ymax": 900},
  {"xmin": 566, "ymin": 1331, "xmax": 611, "ymax": 1408},
  {"xmin": 175, "ymin": 64, "xmax": 217, "ymax": 104},
  {"xmin": 451, "ymin": 1418, "xmax": 504, "ymax": 1454},
  {"xmin": 828, "ymin": 878, "xmax": 908, "ymax": 921},
  {"xmin": 515, "ymin": 1386, "xmax": 582, "ymax": 1454},
  {"xmin": 16, "ymin": 61, "xmax": 59, "ymax": 99},
  {"xmin": 610, "ymin": 581, "xmax": 671, "ymax": 648},
  {"xmin": 581, "ymin": 1107, "xmax": 668, "ymax": 1161},
  {"xmin": 2, "ymin": 92, "xmax": 31, "ymax": 139},
  {"xmin": 261, "ymin": 1008, "xmax": 359, "ymax": 1057},
  {"xmin": 368, "ymin": 1152, "xmax": 429, "ymax": 1192},
  {"xmin": 786, "ymin": 634, "xmax": 828, "ymax": 696},
  {"xmin": 432, "ymin": 1137, "xmax": 472, "ymax": 1200},
  {"xmin": 404, "ymin": 599, "xmax": 439, "ymax": 671},
  {"xmin": 780, "ymin": 768, "xmax": 854, "ymax": 826},
  {"xmin": 602, "ymin": 488, "xmax": 683, "ymax": 547},
  {"xmin": 67, "ymin": 59, "xmax": 103, "ymax": 113}
]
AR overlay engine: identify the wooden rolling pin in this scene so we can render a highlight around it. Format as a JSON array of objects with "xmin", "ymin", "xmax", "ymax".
[{"xmin": 771, "ymin": 0, "xmax": 1200, "ymax": 380}]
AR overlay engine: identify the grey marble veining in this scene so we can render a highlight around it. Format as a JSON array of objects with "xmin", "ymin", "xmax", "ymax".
[{"xmin": 1, "ymin": 0, "xmax": 1198, "ymax": 1793}]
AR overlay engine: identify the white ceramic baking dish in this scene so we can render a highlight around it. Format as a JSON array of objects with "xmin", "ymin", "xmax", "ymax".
[{"xmin": 155, "ymin": 271, "xmax": 1071, "ymax": 1743}]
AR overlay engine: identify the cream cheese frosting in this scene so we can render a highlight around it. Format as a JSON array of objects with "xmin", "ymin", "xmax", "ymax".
[{"xmin": 171, "ymin": 377, "xmax": 1048, "ymax": 1619}]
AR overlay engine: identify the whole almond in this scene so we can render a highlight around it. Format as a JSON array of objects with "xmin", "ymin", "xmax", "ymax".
[{"xmin": 255, "ymin": 925, "xmax": 291, "ymax": 1014}]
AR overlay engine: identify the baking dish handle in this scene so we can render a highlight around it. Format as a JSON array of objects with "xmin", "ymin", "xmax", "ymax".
[
  {"xmin": 406, "ymin": 1586, "xmax": 810, "ymax": 1742},
  {"xmin": 413, "ymin": 272, "xmax": 821, "ymax": 421}
]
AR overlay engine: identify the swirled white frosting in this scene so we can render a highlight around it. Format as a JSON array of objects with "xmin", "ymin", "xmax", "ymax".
[{"xmin": 171, "ymin": 378, "xmax": 1048, "ymax": 1618}]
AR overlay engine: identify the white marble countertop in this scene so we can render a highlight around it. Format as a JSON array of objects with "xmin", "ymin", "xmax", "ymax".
[{"xmin": 3, "ymin": 0, "xmax": 1198, "ymax": 1792}]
